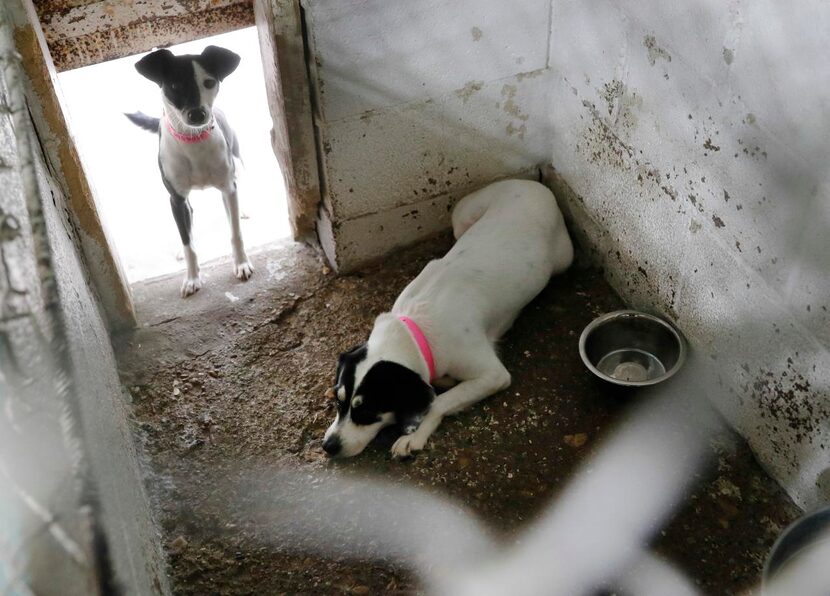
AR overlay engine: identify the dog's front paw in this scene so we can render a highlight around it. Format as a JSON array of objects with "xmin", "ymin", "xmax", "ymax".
[
  {"xmin": 181, "ymin": 276, "xmax": 202, "ymax": 297},
  {"xmin": 391, "ymin": 433, "xmax": 427, "ymax": 459},
  {"xmin": 233, "ymin": 260, "xmax": 254, "ymax": 281}
]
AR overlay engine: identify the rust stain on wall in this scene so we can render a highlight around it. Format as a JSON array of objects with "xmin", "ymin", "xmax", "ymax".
[
  {"xmin": 455, "ymin": 80, "xmax": 483, "ymax": 103},
  {"xmin": 34, "ymin": 0, "xmax": 253, "ymax": 71},
  {"xmin": 741, "ymin": 360, "xmax": 826, "ymax": 466},
  {"xmin": 643, "ymin": 34, "xmax": 671, "ymax": 66},
  {"xmin": 501, "ymin": 83, "xmax": 529, "ymax": 121},
  {"xmin": 579, "ymin": 99, "xmax": 636, "ymax": 170},
  {"xmin": 33, "ymin": 0, "xmax": 100, "ymax": 12}
]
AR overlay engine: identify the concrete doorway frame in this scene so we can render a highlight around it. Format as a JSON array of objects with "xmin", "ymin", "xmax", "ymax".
[{"xmin": 15, "ymin": 0, "xmax": 321, "ymax": 329}]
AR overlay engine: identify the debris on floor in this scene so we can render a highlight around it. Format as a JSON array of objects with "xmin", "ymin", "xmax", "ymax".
[{"xmin": 115, "ymin": 238, "xmax": 799, "ymax": 595}]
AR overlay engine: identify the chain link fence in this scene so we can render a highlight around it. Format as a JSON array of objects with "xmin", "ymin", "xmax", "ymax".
[{"xmin": 0, "ymin": 7, "xmax": 111, "ymax": 593}]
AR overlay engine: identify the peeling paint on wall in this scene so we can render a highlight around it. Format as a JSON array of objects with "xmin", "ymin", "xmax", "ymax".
[
  {"xmin": 34, "ymin": 0, "xmax": 253, "ymax": 71},
  {"xmin": 455, "ymin": 79, "xmax": 483, "ymax": 103},
  {"xmin": 643, "ymin": 34, "xmax": 671, "ymax": 66}
]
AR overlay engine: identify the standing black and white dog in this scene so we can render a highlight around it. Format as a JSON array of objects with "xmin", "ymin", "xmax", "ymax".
[
  {"xmin": 126, "ymin": 45, "xmax": 253, "ymax": 297},
  {"xmin": 323, "ymin": 179, "xmax": 574, "ymax": 458}
]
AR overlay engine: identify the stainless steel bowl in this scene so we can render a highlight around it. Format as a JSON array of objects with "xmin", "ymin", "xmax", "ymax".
[
  {"xmin": 579, "ymin": 310, "xmax": 686, "ymax": 386},
  {"xmin": 763, "ymin": 506, "xmax": 830, "ymax": 593}
]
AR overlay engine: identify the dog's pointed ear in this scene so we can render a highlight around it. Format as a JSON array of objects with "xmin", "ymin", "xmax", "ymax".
[
  {"xmin": 135, "ymin": 49, "xmax": 174, "ymax": 86},
  {"xmin": 198, "ymin": 45, "xmax": 241, "ymax": 81}
]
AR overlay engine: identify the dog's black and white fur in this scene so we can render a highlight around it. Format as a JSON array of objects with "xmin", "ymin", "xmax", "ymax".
[
  {"xmin": 126, "ymin": 45, "xmax": 253, "ymax": 297},
  {"xmin": 323, "ymin": 179, "xmax": 574, "ymax": 458}
]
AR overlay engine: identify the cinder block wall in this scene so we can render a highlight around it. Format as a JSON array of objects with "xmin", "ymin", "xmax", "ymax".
[
  {"xmin": 303, "ymin": 0, "xmax": 557, "ymax": 270},
  {"xmin": 545, "ymin": 0, "xmax": 829, "ymax": 509}
]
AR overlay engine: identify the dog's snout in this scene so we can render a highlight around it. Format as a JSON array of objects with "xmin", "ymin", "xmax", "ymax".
[
  {"xmin": 187, "ymin": 108, "xmax": 207, "ymax": 125},
  {"xmin": 322, "ymin": 435, "xmax": 342, "ymax": 456}
]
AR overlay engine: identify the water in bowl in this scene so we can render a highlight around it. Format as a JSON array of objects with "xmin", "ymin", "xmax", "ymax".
[{"xmin": 596, "ymin": 349, "xmax": 666, "ymax": 383}]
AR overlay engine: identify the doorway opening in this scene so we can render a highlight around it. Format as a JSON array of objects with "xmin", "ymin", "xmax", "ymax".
[{"xmin": 57, "ymin": 26, "xmax": 290, "ymax": 284}]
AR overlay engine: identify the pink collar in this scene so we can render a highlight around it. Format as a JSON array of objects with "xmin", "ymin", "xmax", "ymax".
[
  {"xmin": 399, "ymin": 315, "xmax": 436, "ymax": 381},
  {"xmin": 165, "ymin": 117, "xmax": 213, "ymax": 144}
]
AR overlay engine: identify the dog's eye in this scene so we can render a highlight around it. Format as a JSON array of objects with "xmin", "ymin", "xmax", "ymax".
[
  {"xmin": 351, "ymin": 395, "xmax": 363, "ymax": 409},
  {"xmin": 204, "ymin": 79, "xmax": 216, "ymax": 89},
  {"xmin": 170, "ymin": 82, "xmax": 180, "ymax": 91}
]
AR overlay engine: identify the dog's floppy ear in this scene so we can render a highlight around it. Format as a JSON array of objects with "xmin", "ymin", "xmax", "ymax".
[
  {"xmin": 394, "ymin": 373, "xmax": 435, "ymax": 433},
  {"xmin": 358, "ymin": 361, "xmax": 434, "ymax": 432},
  {"xmin": 135, "ymin": 49, "xmax": 174, "ymax": 86},
  {"xmin": 336, "ymin": 343, "xmax": 368, "ymax": 377},
  {"xmin": 198, "ymin": 45, "xmax": 241, "ymax": 81},
  {"xmin": 352, "ymin": 360, "xmax": 433, "ymax": 430},
  {"xmin": 335, "ymin": 342, "xmax": 368, "ymax": 395},
  {"xmin": 339, "ymin": 343, "xmax": 369, "ymax": 359}
]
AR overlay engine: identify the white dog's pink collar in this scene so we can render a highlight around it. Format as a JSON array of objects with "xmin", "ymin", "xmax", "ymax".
[
  {"xmin": 165, "ymin": 118, "xmax": 213, "ymax": 143},
  {"xmin": 399, "ymin": 315, "xmax": 436, "ymax": 381}
]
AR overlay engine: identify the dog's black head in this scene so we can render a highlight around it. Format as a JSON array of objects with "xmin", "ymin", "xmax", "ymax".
[
  {"xmin": 322, "ymin": 343, "xmax": 434, "ymax": 457},
  {"xmin": 134, "ymin": 45, "xmax": 240, "ymax": 127}
]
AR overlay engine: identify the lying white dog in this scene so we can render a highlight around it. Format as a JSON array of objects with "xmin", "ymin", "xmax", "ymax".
[{"xmin": 323, "ymin": 179, "xmax": 574, "ymax": 458}]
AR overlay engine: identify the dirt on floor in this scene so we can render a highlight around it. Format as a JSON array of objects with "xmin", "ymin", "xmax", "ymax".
[{"xmin": 114, "ymin": 237, "xmax": 799, "ymax": 596}]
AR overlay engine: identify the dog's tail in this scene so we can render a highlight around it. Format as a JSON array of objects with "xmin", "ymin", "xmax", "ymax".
[{"xmin": 124, "ymin": 111, "xmax": 160, "ymax": 133}]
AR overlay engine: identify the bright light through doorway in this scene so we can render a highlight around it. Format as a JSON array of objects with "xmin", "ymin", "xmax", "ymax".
[{"xmin": 58, "ymin": 27, "xmax": 289, "ymax": 283}]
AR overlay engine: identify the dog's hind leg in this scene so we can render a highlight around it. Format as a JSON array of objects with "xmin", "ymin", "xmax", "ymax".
[
  {"xmin": 221, "ymin": 183, "xmax": 253, "ymax": 280},
  {"xmin": 450, "ymin": 183, "xmax": 505, "ymax": 239},
  {"xmin": 170, "ymin": 194, "xmax": 202, "ymax": 297},
  {"xmin": 391, "ymin": 352, "xmax": 511, "ymax": 458}
]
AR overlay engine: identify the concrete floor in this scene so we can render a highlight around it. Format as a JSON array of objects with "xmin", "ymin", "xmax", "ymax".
[{"xmin": 114, "ymin": 237, "xmax": 799, "ymax": 595}]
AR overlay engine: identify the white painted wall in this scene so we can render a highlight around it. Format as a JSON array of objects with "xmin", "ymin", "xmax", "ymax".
[
  {"xmin": 546, "ymin": 0, "xmax": 830, "ymax": 509},
  {"xmin": 299, "ymin": 0, "xmax": 829, "ymax": 508},
  {"xmin": 302, "ymin": 0, "xmax": 555, "ymax": 269}
]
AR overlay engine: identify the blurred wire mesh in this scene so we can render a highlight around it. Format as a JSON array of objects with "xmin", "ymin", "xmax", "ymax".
[
  {"xmin": 0, "ymin": 7, "xmax": 106, "ymax": 593},
  {"xmin": 2, "ymin": 1, "xmax": 829, "ymax": 594},
  {"xmin": 235, "ymin": 376, "xmax": 829, "ymax": 595}
]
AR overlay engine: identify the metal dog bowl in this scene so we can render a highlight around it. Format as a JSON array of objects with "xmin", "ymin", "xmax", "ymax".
[
  {"xmin": 579, "ymin": 310, "xmax": 686, "ymax": 386},
  {"xmin": 762, "ymin": 506, "xmax": 830, "ymax": 593}
]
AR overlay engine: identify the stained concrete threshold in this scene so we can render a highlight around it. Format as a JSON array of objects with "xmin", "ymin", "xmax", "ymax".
[{"xmin": 114, "ymin": 238, "xmax": 798, "ymax": 595}]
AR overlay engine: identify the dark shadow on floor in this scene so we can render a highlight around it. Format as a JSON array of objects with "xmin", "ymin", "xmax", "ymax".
[{"xmin": 114, "ymin": 237, "xmax": 799, "ymax": 595}]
